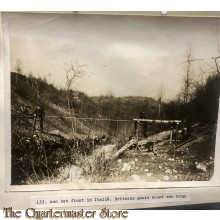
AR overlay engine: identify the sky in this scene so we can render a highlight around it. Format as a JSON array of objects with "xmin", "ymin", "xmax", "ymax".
[{"xmin": 6, "ymin": 12, "xmax": 220, "ymax": 99}]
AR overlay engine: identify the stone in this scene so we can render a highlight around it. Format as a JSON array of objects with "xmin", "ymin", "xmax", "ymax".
[
  {"xmin": 147, "ymin": 173, "xmax": 153, "ymax": 177},
  {"xmin": 121, "ymin": 163, "xmax": 131, "ymax": 172},
  {"xmin": 165, "ymin": 169, "xmax": 172, "ymax": 174},
  {"xmin": 163, "ymin": 175, "xmax": 170, "ymax": 181},
  {"xmin": 132, "ymin": 174, "xmax": 141, "ymax": 181}
]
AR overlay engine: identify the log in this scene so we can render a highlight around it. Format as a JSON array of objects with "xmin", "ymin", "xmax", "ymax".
[
  {"xmin": 175, "ymin": 136, "xmax": 197, "ymax": 149},
  {"xmin": 111, "ymin": 139, "xmax": 136, "ymax": 160}
]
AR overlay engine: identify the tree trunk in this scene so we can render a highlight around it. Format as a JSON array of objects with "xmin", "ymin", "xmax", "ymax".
[{"xmin": 111, "ymin": 139, "xmax": 136, "ymax": 160}]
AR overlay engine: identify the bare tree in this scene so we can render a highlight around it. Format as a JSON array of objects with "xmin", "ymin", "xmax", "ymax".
[
  {"xmin": 48, "ymin": 73, "xmax": 51, "ymax": 84},
  {"xmin": 176, "ymin": 25, "xmax": 220, "ymax": 105},
  {"xmin": 211, "ymin": 23, "xmax": 220, "ymax": 75},
  {"xmin": 182, "ymin": 45, "xmax": 194, "ymax": 104},
  {"xmin": 106, "ymin": 88, "xmax": 115, "ymax": 98},
  {"xmin": 14, "ymin": 59, "xmax": 23, "ymax": 85},
  {"xmin": 15, "ymin": 59, "xmax": 23, "ymax": 74},
  {"xmin": 65, "ymin": 61, "xmax": 88, "ymax": 132},
  {"xmin": 179, "ymin": 28, "xmax": 220, "ymax": 104},
  {"xmin": 197, "ymin": 23, "xmax": 220, "ymax": 76},
  {"xmin": 157, "ymin": 83, "xmax": 165, "ymax": 119},
  {"xmin": 193, "ymin": 66, "xmax": 207, "ymax": 91}
]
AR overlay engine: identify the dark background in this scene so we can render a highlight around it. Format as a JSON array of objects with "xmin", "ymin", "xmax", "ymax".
[{"xmin": 140, "ymin": 202, "xmax": 220, "ymax": 210}]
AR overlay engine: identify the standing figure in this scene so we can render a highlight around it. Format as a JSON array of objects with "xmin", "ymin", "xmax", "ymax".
[
  {"xmin": 33, "ymin": 106, "xmax": 45, "ymax": 132},
  {"xmin": 20, "ymin": 105, "xmax": 28, "ymax": 115},
  {"xmin": 139, "ymin": 112, "xmax": 148, "ymax": 138}
]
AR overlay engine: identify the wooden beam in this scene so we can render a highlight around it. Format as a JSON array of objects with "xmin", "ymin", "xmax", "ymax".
[
  {"xmin": 175, "ymin": 136, "xmax": 197, "ymax": 149},
  {"xmin": 133, "ymin": 119, "xmax": 181, "ymax": 124},
  {"xmin": 111, "ymin": 139, "xmax": 136, "ymax": 160}
]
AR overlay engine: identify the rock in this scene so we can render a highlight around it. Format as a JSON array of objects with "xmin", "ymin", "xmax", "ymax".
[
  {"xmin": 158, "ymin": 165, "xmax": 162, "ymax": 169},
  {"xmin": 121, "ymin": 163, "xmax": 131, "ymax": 172},
  {"xmin": 60, "ymin": 165, "xmax": 83, "ymax": 182},
  {"xmin": 144, "ymin": 169, "xmax": 149, "ymax": 172},
  {"xmin": 165, "ymin": 169, "xmax": 172, "ymax": 174},
  {"xmin": 173, "ymin": 169, "xmax": 178, "ymax": 173},
  {"xmin": 51, "ymin": 130, "xmax": 60, "ymax": 135},
  {"xmin": 157, "ymin": 142, "xmax": 165, "ymax": 146},
  {"xmin": 135, "ymin": 158, "xmax": 138, "ymax": 162},
  {"xmin": 168, "ymin": 158, "xmax": 174, "ymax": 162},
  {"xmin": 100, "ymin": 144, "xmax": 116, "ymax": 159},
  {"xmin": 138, "ymin": 139, "xmax": 148, "ymax": 146},
  {"xmin": 146, "ymin": 162, "xmax": 149, "ymax": 165},
  {"xmin": 195, "ymin": 162, "xmax": 207, "ymax": 172},
  {"xmin": 132, "ymin": 174, "xmax": 141, "ymax": 181},
  {"xmin": 163, "ymin": 175, "xmax": 170, "ymax": 181},
  {"xmin": 147, "ymin": 173, "xmax": 153, "ymax": 177},
  {"xmin": 130, "ymin": 161, "xmax": 135, "ymax": 165},
  {"xmin": 118, "ymin": 159, "xmax": 122, "ymax": 163}
]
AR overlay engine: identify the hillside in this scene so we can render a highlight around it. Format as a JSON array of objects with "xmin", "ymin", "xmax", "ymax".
[
  {"xmin": 10, "ymin": 72, "xmax": 159, "ymax": 184},
  {"xmin": 90, "ymin": 96, "xmax": 159, "ymax": 120},
  {"xmin": 10, "ymin": 72, "xmax": 218, "ymax": 185},
  {"xmin": 11, "ymin": 72, "xmax": 159, "ymax": 137}
]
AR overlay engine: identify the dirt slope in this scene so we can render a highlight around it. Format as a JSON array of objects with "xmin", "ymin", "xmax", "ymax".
[{"xmin": 105, "ymin": 127, "xmax": 216, "ymax": 183}]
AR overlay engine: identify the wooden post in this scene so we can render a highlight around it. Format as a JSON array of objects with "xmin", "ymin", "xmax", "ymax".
[
  {"xmin": 170, "ymin": 129, "xmax": 173, "ymax": 144},
  {"xmin": 136, "ymin": 121, "xmax": 139, "ymax": 151},
  {"xmin": 175, "ymin": 123, "xmax": 178, "ymax": 145},
  {"xmin": 74, "ymin": 118, "xmax": 77, "ymax": 133},
  {"xmin": 173, "ymin": 123, "xmax": 178, "ymax": 160}
]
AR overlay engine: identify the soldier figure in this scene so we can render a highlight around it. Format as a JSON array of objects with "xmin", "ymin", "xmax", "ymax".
[
  {"xmin": 139, "ymin": 112, "xmax": 148, "ymax": 138},
  {"xmin": 33, "ymin": 105, "xmax": 45, "ymax": 132},
  {"xmin": 20, "ymin": 105, "xmax": 28, "ymax": 115}
]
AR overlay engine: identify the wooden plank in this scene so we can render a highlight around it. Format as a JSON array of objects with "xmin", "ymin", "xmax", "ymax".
[
  {"xmin": 133, "ymin": 119, "xmax": 181, "ymax": 123},
  {"xmin": 175, "ymin": 136, "xmax": 197, "ymax": 149}
]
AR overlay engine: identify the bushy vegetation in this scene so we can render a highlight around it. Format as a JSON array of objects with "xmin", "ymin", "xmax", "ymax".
[
  {"xmin": 164, "ymin": 73, "xmax": 220, "ymax": 125},
  {"xmin": 11, "ymin": 126, "xmax": 94, "ymax": 184}
]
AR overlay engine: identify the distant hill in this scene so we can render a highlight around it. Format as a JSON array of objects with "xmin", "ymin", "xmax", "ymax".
[
  {"xmin": 90, "ymin": 96, "xmax": 159, "ymax": 120},
  {"xmin": 11, "ymin": 72, "xmax": 159, "ymax": 137}
]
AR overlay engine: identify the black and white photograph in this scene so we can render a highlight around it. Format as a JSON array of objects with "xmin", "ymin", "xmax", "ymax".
[{"xmin": 5, "ymin": 12, "xmax": 220, "ymax": 187}]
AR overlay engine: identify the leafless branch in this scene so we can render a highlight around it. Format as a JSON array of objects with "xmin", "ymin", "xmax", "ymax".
[
  {"xmin": 65, "ymin": 60, "xmax": 88, "ymax": 132},
  {"xmin": 216, "ymin": 23, "xmax": 220, "ymax": 56}
]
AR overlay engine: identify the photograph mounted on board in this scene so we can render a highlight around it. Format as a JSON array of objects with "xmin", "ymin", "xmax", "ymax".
[{"xmin": 5, "ymin": 12, "xmax": 220, "ymax": 187}]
